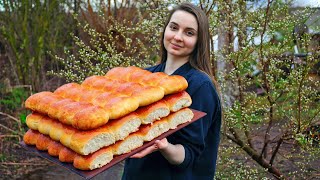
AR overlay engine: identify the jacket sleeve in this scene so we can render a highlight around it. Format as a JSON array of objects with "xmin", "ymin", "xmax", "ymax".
[{"xmin": 168, "ymin": 81, "xmax": 219, "ymax": 170}]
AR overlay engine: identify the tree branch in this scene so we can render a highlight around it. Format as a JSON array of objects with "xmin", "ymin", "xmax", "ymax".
[
  {"xmin": 0, "ymin": 124, "xmax": 23, "ymax": 136},
  {"xmin": 259, "ymin": 0, "xmax": 275, "ymax": 159},
  {"xmin": 270, "ymin": 137, "xmax": 283, "ymax": 165},
  {"xmin": 0, "ymin": 112, "xmax": 20, "ymax": 123},
  {"xmin": 226, "ymin": 127, "xmax": 284, "ymax": 179}
]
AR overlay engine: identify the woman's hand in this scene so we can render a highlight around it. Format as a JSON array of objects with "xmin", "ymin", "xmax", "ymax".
[
  {"xmin": 130, "ymin": 138, "xmax": 169, "ymax": 158},
  {"xmin": 130, "ymin": 138, "xmax": 184, "ymax": 165}
]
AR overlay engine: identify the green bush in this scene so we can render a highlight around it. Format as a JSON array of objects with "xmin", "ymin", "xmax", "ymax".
[{"xmin": 0, "ymin": 86, "xmax": 28, "ymax": 112}]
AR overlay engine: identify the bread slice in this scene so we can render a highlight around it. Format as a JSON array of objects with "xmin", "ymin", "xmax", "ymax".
[
  {"xmin": 73, "ymin": 146, "xmax": 113, "ymax": 170},
  {"xmin": 25, "ymin": 113, "xmax": 116, "ymax": 155},
  {"xmin": 136, "ymin": 101, "xmax": 170, "ymax": 124},
  {"xmin": 23, "ymin": 129, "xmax": 115, "ymax": 170},
  {"xmin": 111, "ymin": 132, "xmax": 144, "ymax": 155},
  {"xmin": 69, "ymin": 126, "xmax": 115, "ymax": 156},
  {"xmin": 137, "ymin": 119, "xmax": 170, "ymax": 141},
  {"xmin": 163, "ymin": 91, "xmax": 192, "ymax": 112},
  {"xmin": 107, "ymin": 112, "xmax": 141, "ymax": 141},
  {"xmin": 164, "ymin": 108, "xmax": 194, "ymax": 129},
  {"xmin": 69, "ymin": 112, "xmax": 141, "ymax": 155}
]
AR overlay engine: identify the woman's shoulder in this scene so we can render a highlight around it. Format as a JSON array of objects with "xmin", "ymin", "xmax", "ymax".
[
  {"xmin": 185, "ymin": 69, "xmax": 218, "ymax": 97},
  {"xmin": 188, "ymin": 68, "xmax": 212, "ymax": 83},
  {"xmin": 187, "ymin": 68, "xmax": 213, "ymax": 87}
]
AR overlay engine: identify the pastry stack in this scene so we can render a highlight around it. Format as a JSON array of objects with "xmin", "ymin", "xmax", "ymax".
[{"xmin": 23, "ymin": 66, "xmax": 194, "ymax": 170}]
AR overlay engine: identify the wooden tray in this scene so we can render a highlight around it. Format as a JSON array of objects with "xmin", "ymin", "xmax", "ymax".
[{"xmin": 19, "ymin": 109, "xmax": 206, "ymax": 179}]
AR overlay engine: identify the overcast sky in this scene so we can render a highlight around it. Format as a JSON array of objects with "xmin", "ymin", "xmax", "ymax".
[{"xmin": 292, "ymin": 0, "xmax": 320, "ymax": 7}]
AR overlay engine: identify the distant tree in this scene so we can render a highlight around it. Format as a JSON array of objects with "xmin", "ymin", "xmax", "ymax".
[
  {"xmin": 52, "ymin": 0, "xmax": 320, "ymax": 178},
  {"xmin": 211, "ymin": 0, "xmax": 320, "ymax": 178},
  {"xmin": 50, "ymin": 0, "xmax": 176, "ymax": 82},
  {"xmin": 0, "ymin": 0, "xmax": 75, "ymax": 91}
]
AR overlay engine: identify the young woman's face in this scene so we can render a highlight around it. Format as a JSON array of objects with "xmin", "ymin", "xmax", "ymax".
[{"xmin": 163, "ymin": 10, "xmax": 198, "ymax": 59}]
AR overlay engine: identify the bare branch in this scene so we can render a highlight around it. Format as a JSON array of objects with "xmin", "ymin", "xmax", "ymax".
[
  {"xmin": 259, "ymin": 0, "xmax": 275, "ymax": 159},
  {"xmin": 0, "ymin": 124, "xmax": 23, "ymax": 136},
  {"xmin": 0, "ymin": 112, "xmax": 20, "ymax": 123},
  {"xmin": 270, "ymin": 137, "xmax": 283, "ymax": 165},
  {"xmin": 0, "ymin": 135, "xmax": 20, "ymax": 139},
  {"xmin": 0, "ymin": 162, "xmax": 48, "ymax": 166}
]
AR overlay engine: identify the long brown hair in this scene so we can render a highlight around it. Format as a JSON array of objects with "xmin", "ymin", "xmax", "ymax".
[{"xmin": 160, "ymin": 3, "xmax": 213, "ymax": 79}]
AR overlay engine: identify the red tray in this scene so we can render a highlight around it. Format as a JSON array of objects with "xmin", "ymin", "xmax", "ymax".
[{"xmin": 20, "ymin": 109, "xmax": 206, "ymax": 179}]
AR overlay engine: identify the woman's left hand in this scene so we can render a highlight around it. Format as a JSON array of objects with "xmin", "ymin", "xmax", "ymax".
[{"xmin": 130, "ymin": 138, "xmax": 168, "ymax": 158}]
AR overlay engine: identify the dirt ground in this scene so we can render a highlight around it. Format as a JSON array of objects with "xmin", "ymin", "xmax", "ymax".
[
  {"xmin": 0, "ymin": 139, "xmax": 124, "ymax": 180},
  {"xmin": 1, "ymin": 128, "xmax": 319, "ymax": 180}
]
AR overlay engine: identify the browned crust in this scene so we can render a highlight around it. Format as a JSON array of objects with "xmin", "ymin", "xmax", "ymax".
[
  {"xmin": 116, "ymin": 82, "xmax": 144, "ymax": 95},
  {"xmin": 26, "ymin": 113, "xmax": 43, "ymax": 130},
  {"xmin": 132, "ymin": 86, "xmax": 165, "ymax": 106},
  {"xmin": 135, "ymin": 100, "xmax": 169, "ymax": 120},
  {"xmin": 105, "ymin": 67, "xmax": 127, "ymax": 80},
  {"xmin": 163, "ymin": 91, "xmax": 192, "ymax": 111},
  {"xmin": 36, "ymin": 134, "xmax": 54, "ymax": 151},
  {"xmin": 127, "ymin": 69, "xmax": 152, "ymax": 83},
  {"xmin": 25, "ymin": 92, "xmax": 62, "ymax": 114},
  {"xmin": 140, "ymin": 72, "xmax": 168, "ymax": 86},
  {"xmin": 92, "ymin": 92, "xmax": 119, "ymax": 107},
  {"xmin": 54, "ymin": 83, "xmax": 81, "ymax": 97},
  {"xmin": 158, "ymin": 75, "xmax": 188, "ymax": 95},
  {"xmin": 58, "ymin": 102, "xmax": 91, "ymax": 125},
  {"xmin": 47, "ymin": 99, "xmax": 75, "ymax": 119},
  {"xmin": 81, "ymin": 75, "xmax": 103, "ymax": 88},
  {"xmin": 103, "ymin": 96, "xmax": 139, "ymax": 120},
  {"xmin": 78, "ymin": 89, "xmax": 103, "ymax": 103},
  {"xmin": 59, "ymin": 147, "xmax": 77, "ymax": 163},
  {"xmin": 111, "ymin": 131, "xmax": 144, "ymax": 155},
  {"xmin": 48, "ymin": 141, "xmax": 64, "ymax": 157},
  {"xmin": 23, "ymin": 129, "xmax": 40, "ymax": 145},
  {"xmin": 72, "ymin": 106, "xmax": 109, "ymax": 130},
  {"xmin": 73, "ymin": 146, "xmax": 113, "ymax": 170}
]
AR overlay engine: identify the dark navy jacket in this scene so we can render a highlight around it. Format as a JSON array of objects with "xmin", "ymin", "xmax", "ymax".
[{"xmin": 122, "ymin": 62, "xmax": 221, "ymax": 180}]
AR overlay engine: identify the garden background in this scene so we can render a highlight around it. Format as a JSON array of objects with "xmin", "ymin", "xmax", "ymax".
[{"xmin": 0, "ymin": 0, "xmax": 319, "ymax": 179}]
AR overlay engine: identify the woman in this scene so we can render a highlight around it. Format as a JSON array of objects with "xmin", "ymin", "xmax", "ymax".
[{"xmin": 122, "ymin": 3, "xmax": 221, "ymax": 180}]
